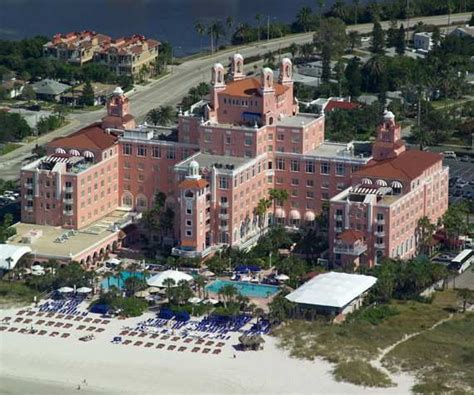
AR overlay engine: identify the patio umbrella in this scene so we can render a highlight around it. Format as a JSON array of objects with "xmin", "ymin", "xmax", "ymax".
[
  {"xmin": 76, "ymin": 287, "xmax": 92, "ymax": 294},
  {"xmin": 57, "ymin": 286, "xmax": 74, "ymax": 293},
  {"xmin": 188, "ymin": 297, "xmax": 202, "ymax": 305},
  {"xmin": 135, "ymin": 290, "xmax": 150, "ymax": 298},
  {"xmin": 203, "ymin": 298, "xmax": 219, "ymax": 305},
  {"xmin": 146, "ymin": 287, "xmax": 161, "ymax": 294},
  {"xmin": 275, "ymin": 274, "xmax": 290, "ymax": 281}
]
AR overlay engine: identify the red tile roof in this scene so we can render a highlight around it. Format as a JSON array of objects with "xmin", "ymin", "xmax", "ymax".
[
  {"xmin": 179, "ymin": 179, "xmax": 209, "ymax": 189},
  {"xmin": 354, "ymin": 150, "xmax": 442, "ymax": 182},
  {"xmin": 337, "ymin": 229, "xmax": 365, "ymax": 244},
  {"xmin": 222, "ymin": 77, "xmax": 288, "ymax": 97},
  {"xmin": 325, "ymin": 100, "xmax": 361, "ymax": 112},
  {"xmin": 48, "ymin": 123, "xmax": 118, "ymax": 151}
]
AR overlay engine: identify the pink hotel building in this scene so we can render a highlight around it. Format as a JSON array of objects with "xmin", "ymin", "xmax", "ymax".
[{"xmin": 19, "ymin": 54, "xmax": 449, "ymax": 267}]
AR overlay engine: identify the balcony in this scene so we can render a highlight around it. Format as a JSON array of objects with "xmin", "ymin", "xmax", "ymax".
[
  {"xmin": 374, "ymin": 231, "xmax": 385, "ymax": 237},
  {"xmin": 333, "ymin": 243, "xmax": 368, "ymax": 256},
  {"xmin": 63, "ymin": 210, "xmax": 73, "ymax": 216},
  {"xmin": 64, "ymin": 186, "xmax": 74, "ymax": 193},
  {"xmin": 218, "ymin": 213, "xmax": 229, "ymax": 220},
  {"xmin": 376, "ymin": 218, "xmax": 385, "ymax": 225},
  {"xmin": 63, "ymin": 198, "xmax": 73, "ymax": 204},
  {"xmin": 334, "ymin": 214, "xmax": 343, "ymax": 221},
  {"xmin": 220, "ymin": 202, "xmax": 229, "ymax": 208},
  {"xmin": 375, "ymin": 242, "xmax": 385, "ymax": 249},
  {"xmin": 24, "ymin": 182, "xmax": 33, "ymax": 188},
  {"xmin": 219, "ymin": 225, "xmax": 229, "ymax": 231},
  {"xmin": 335, "ymin": 227, "xmax": 342, "ymax": 233},
  {"xmin": 25, "ymin": 194, "xmax": 34, "ymax": 200},
  {"xmin": 25, "ymin": 206, "xmax": 33, "ymax": 212},
  {"xmin": 172, "ymin": 245, "xmax": 214, "ymax": 258}
]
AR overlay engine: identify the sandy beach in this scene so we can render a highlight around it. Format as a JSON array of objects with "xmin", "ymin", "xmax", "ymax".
[{"xmin": 0, "ymin": 305, "xmax": 414, "ymax": 395}]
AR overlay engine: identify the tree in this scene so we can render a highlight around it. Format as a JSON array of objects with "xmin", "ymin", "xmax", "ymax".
[
  {"xmin": 344, "ymin": 57, "xmax": 362, "ymax": 97},
  {"xmin": 370, "ymin": 21, "xmax": 385, "ymax": 54},
  {"xmin": 442, "ymin": 203, "xmax": 469, "ymax": 249},
  {"xmin": 194, "ymin": 275, "xmax": 206, "ymax": 299},
  {"xmin": 457, "ymin": 289, "xmax": 473, "ymax": 313},
  {"xmin": 415, "ymin": 216, "xmax": 436, "ymax": 255},
  {"xmin": 225, "ymin": 16, "xmax": 234, "ymax": 41},
  {"xmin": 296, "ymin": 6, "xmax": 313, "ymax": 32},
  {"xmin": 146, "ymin": 105, "xmax": 176, "ymax": 126},
  {"xmin": 395, "ymin": 24, "xmax": 406, "ymax": 55},
  {"xmin": 194, "ymin": 21, "xmax": 206, "ymax": 51},
  {"xmin": 269, "ymin": 188, "xmax": 289, "ymax": 222},
  {"xmin": 334, "ymin": 60, "xmax": 345, "ymax": 96},
  {"xmin": 254, "ymin": 198, "xmax": 272, "ymax": 232},
  {"xmin": 124, "ymin": 276, "xmax": 147, "ymax": 296},
  {"xmin": 0, "ymin": 111, "xmax": 32, "ymax": 143},
  {"xmin": 316, "ymin": 0, "xmax": 325, "ymax": 26},
  {"xmin": 217, "ymin": 284, "xmax": 238, "ymax": 308},
  {"xmin": 207, "ymin": 20, "xmax": 225, "ymax": 52},
  {"xmin": 347, "ymin": 30, "xmax": 361, "ymax": 53},
  {"xmin": 299, "ymin": 42, "xmax": 314, "ymax": 61},
  {"xmin": 313, "ymin": 17, "xmax": 347, "ymax": 58},
  {"xmin": 321, "ymin": 44, "xmax": 331, "ymax": 83},
  {"xmin": 80, "ymin": 80, "xmax": 95, "ymax": 107},
  {"xmin": 263, "ymin": 51, "xmax": 276, "ymax": 68},
  {"xmin": 289, "ymin": 43, "xmax": 299, "ymax": 59},
  {"xmin": 163, "ymin": 278, "xmax": 176, "ymax": 302},
  {"xmin": 21, "ymin": 85, "xmax": 36, "ymax": 102}
]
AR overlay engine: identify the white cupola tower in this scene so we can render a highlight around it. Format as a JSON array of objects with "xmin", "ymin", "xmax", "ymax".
[{"xmin": 230, "ymin": 53, "xmax": 245, "ymax": 81}]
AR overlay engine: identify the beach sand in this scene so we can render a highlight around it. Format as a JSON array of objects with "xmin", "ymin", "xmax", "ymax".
[{"xmin": 0, "ymin": 307, "xmax": 414, "ymax": 394}]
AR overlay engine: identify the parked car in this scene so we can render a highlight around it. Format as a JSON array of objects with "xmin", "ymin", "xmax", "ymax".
[
  {"xmin": 443, "ymin": 151, "xmax": 456, "ymax": 159},
  {"xmin": 460, "ymin": 155, "xmax": 470, "ymax": 162}
]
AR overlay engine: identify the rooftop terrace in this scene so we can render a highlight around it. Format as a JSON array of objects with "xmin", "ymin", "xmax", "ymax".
[
  {"xmin": 276, "ymin": 113, "xmax": 321, "ymax": 127},
  {"xmin": 305, "ymin": 142, "xmax": 372, "ymax": 161},
  {"xmin": 176, "ymin": 153, "xmax": 252, "ymax": 172}
]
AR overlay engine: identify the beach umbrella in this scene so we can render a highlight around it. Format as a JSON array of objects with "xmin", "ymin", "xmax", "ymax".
[
  {"xmin": 188, "ymin": 297, "xmax": 202, "ymax": 305},
  {"xmin": 76, "ymin": 286, "xmax": 92, "ymax": 294},
  {"xmin": 275, "ymin": 274, "xmax": 290, "ymax": 281},
  {"xmin": 57, "ymin": 286, "xmax": 74, "ymax": 293},
  {"xmin": 201, "ymin": 270, "xmax": 215, "ymax": 278},
  {"xmin": 135, "ymin": 290, "xmax": 150, "ymax": 298}
]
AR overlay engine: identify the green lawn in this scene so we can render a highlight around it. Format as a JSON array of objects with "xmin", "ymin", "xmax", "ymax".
[
  {"xmin": 273, "ymin": 291, "xmax": 469, "ymax": 390},
  {"xmin": 0, "ymin": 142, "xmax": 21, "ymax": 155}
]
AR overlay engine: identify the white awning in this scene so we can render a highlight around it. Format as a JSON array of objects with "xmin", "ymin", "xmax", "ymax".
[
  {"xmin": 289, "ymin": 210, "xmax": 301, "ymax": 220},
  {"xmin": 304, "ymin": 211, "xmax": 316, "ymax": 222},
  {"xmin": 361, "ymin": 178, "xmax": 372, "ymax": 185},
  {"xmin": 76, "ymin": 286, "xmax": 92, "ymax": 294},
  {"xmin": 391, "ymin": 181, "xmax": 403, "ymax": 189},
  {"xmin": 83, "ymin": 150, "xmax": 94, "ymax": 158},
  {"xmin": 376, "ymin": 179, "xmax": 388, "ymax": 187},
  {"xmin": 57, "ymin": 286, "xmax": 74, "ymax": 293},
  {"xmin": 274, "ymin": 208, "xmax": 286, "ymax": 218},
  {"xmin": 0, "ymin": 244, "xmax": 32, "ymax": 270},
  {"xmin": 46, "ymin": 155, "xmax": 72, "ymax": 164},
  {"xmin": 55, "ymin": 148, "xmax": 66, "ymax": 154},
  {"xmin": 68, "ymin": 149, "xmax": 80, "ymax": 156},
  {"xmin": 147, "ymin": 270, "xmax": 193, "ymax": 288},
  {"xmin": 286, "ymin": 272, "xmax": 377, "ymax": 308}
]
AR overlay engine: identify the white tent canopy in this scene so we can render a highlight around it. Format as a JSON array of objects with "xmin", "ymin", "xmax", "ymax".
[
  {"xmin": 31, "ymin": 264, "xmax": 44, "ymax": 271},
  {"xmin": 286, "ymin": 272, "xmax": 377, "ymax": 308},
  {"xmin": 146, "ymin": 270, "xmax": 193, "ymax": 288},
  {"xmin": 275, "ymin": 274, "xmax": 290, "ymax": 281},
  {"xmin": 76, "ymin": 287, "xmax": 92, "ymax": 294},
  {"xmin": 188, "ymin": 297, "xmax": 202, "ymax": 304},
  {"xmin": 0, "ymin": 244, "xmax": 32, "ymax": 270}
]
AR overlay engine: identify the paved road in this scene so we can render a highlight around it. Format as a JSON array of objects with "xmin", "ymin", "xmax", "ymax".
[{"xmin": 0, "ymin": 12, "xmax": 471, "ymax": 181}]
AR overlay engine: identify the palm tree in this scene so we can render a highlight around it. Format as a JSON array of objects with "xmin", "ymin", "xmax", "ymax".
[
  {"xmin": 347, "ymin": 30, "xmax": 360, "ymax": 53},
  {"xmin": 208, "ymin": 20, "xmax": 225, "ymax": 52},
  {"xmin": 255, "ymin": 14, "xmax": 262, "ymax": 41},
  {"xmin": 457, "ymin": 289, "xmax": 473, "ymax": 313},
  {"xmin": 415, "ymin": 216, "xmax": 436, "ymax": 255},
  {"xmin": 269, "ymin": 188, "xmax": 289, "ymax": 224},
  {"xmin": 296, "ymin": 6, "xmax": 313, "ymax": 32},
  {"xmin": 289, "ymin": 43, "xmax": 299, "ymax": 59},
  {"xmin": 254, "ymin": 198, "xmax": 272, "ymax": 232},
  {"xmin": 194, "ymin": 21, "xmax": 206, "ymax": 51},
  {"xmin": 331, "ymin": 1, "xmax": 346, "ymax": 21},
  {"xmin": 163, "ymin": 278, "xmax": 176, "ymax": 303},
  {"xmin": 218, "ymin": 284, "xmax": 238, "ymax": 308},
  {"xmin": 194, "ymin": 275, "xmax": 206, "ymax": 298},
  {"xmin": 263, "ymin": 51, "xmax": 275, "ymax": 67},
  {"xmin": 146, "ymin": 105, "xmax": 176, "ymax": 126},
  {"xmin": 226, "ymin": 16, "xmax": 234, "ymax": 41},
  {"xmin": 299, "ymin": 42, "xmax": 314, "ymax": 61}
]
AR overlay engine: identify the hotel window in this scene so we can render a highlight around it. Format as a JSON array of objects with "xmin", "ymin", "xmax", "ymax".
[
  {"xmin": 267, "ymin": 176, "xmax": 273, "ymax": 183},
  {"xmin": 322, "ymin": 181, "xmax": 329, "ymax": 189},
  {"xmin": 291, "ymin": 134, "xmax": 300, "ymax": 143},
  {"xmin": 225, "ymin": 135, "xmax": 232, "ymax": 144},
  {"xmin": 138, "ymin": 174, "xmax": 145, "ymax": 182},
  {"xmin": 204, "ymin": 132, "xmax": 212, "ymax": 143},
  {"xmin": 290, "ymin": 160, "xmax": 300, "ymax": 172},
  {"xmin": 244, "ymin": 135, "xmax": 252, "ymax": 146},
  {"xmin": 219, "ymin": 176, "xmax": 229, "ymax": 190},
  {"xmin": 276, "ymin": 158, "xmax": 285, "ymax": 170},
  {"xmin": 305, "ymin": 161, "xmax": 315, "ymax": 173},
  {"xmin": 137, "ymin": 162, "xmax": 145, "ymax": 171},
  {"xmin": 124, "ymin": 161, "xmax": 131, "ymax": 169},
  {"xmin": 351, "ymin": 165, "xmax": 360, "ymax": 173},
  {"xmin": 267, "ymin": 133, "xmax": 273, "ymax": 141},
  {"xmin": 276, "ymin": 146, "xmax": 285, "ymax": 152},
  {"xmin": 321, "ymin": 162, "xmax": 330, "ymax": 175},
  {"xmin": 337, "ymin": 182, "xmax": 345, "ymax": 190},
  {"xmin": 291, "ymin": 178, "xmax": 299, "ymax": 186},
  {"xmin": 306, "ymin": 180, "xmax": 314, "ymax": 187},
  {"xmin": 377, "ymin": 213, "xmax": 384, "ymax": 221},
  {"xmin": 122, "ymin": 143, "xmax": 132, "ymax": 155},
  {"xmin": 137, "ymin": 145, "xmax": 146, "ymax": 157},
  {"xmin": 276, "ymin": 177, "xmax": 283, "ymax": 184},
  {"xmin": 152, "ymin": 146, "xmax": 161, "ymax": 158},
  {"xmin": 167, "ymin": 148, "xmax": 176, "ymax": 159},
  {"xmin": 185, "ymin": 230, "xmax": 192, "ymax": 237},
  {"xmin": 291, "ymin": 189, "xmax": 298, "ymax": 197},
  {"xmin": 336, "ymin": 163, "xmax": 345, "ymax": 176},
  {"xmin": 245, "ymin": 150, "xmax": 252, "ymax": 157},
  {"xmin": 277, "ymin": 133, "xmax": 285, "ymax": 141},
  {"xmin": 186, "ymin": 219, "xmax": 192, "ymax": 227},
  {"xmin": 322, "ymin": 192, "xmax": 329, "ymax": 200},
  {"xmin": 267, "ymin": 145, "xmax": 273, "ymax": 152},
  {"xmin": 291, "ymin": 201, "xmax": 299, "ymax": 208},
  {"xmin": 306, "ymin": 191, "xmax": 314, "ymax": 199}
]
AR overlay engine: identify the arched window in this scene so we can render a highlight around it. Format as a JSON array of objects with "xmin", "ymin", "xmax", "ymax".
[
  {"xmin": 184, "ymin": 190, "xmax": 194, "ymax": 198},
  {"xmin": 136, "ymin": 194, "xmax": 148, "ymax": 211},
  {"xmin": 122, "ymin": 192, "xmax": 133, "ymax": 208}
]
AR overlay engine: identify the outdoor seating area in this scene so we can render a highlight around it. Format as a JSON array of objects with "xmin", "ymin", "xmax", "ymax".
[
  {"xmin": 38, "ymin": 296, "xmax": 88, "ymax": 316},
  {"xmin": 243, "ymin": 318, "xmax": 272, "ymax": 336}
]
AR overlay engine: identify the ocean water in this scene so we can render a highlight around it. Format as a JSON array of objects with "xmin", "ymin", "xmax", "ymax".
[{"xmin": 1, "ymin": 0, "xmax": 358, "ymax": 55}]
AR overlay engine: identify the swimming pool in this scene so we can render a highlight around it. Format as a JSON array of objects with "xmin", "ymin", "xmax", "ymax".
[
  {"xmin": 100, "ymin": 271, "xmax": 149, "ymax": 290},
  {"xmin": 206, "ymin": 280, "xmax": 280, "ymax": 298}
]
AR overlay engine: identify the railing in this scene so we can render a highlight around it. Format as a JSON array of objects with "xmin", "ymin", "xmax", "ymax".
[
  {"xmin": 24, "ymin": 182, "xmax": 33, "ymax": 188},
  {"xmin": 374, "ymin": 231, "xmax": 385, "ymax": 237},
  {"xmin": 219, "ymin": 225, "xmax": 229, "ymax": 231},
  {"xmin": 65, "ymin": 186, "xmax": 73, "ymax": 193},
  {"xmin": 220, "ymin": 202, "xmax": 229, "ymax": 208},
  {"xmin": 376, "ymin": 219, "xmax": 385, "ymax": 225},
  {"xmin": 63, "ymin": 210, "xmax": 73, "ymax": 216},
  {"xmin": 333, "ymin": 243, "xmax": 367, "ymax": 256},
  {"xmin": 25, "ymin": 206, "xmax": 33, "ymax": 212},
  {"xmin": 335, "ymin": 227, "xmax": 342, "ymax": 233},
  {"xmin": 63, "ymin": 198, "xmax": 73, "ymax": 204},
  {"xmin": 218, "ymin": 213, "xmax": 229, "ymax": 220},
  {"xmin": 25, "ymin": 194, "xmax": 34, "ymax": 200},
  {"xmin": 375, "ymin": 242, "xmax": 385, "ymax": 249},
  {"xmin": 334, "ymin": 214, "xmax": 343, "ymax": 221},
  {"xmin": 172, "ymin": 245, "xmax": 214, "ymax": 258}
]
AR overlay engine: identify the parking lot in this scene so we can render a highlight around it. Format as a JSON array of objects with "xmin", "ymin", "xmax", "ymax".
[{"xmin": 445, "ymin": 159, "xmax": 474, "ymax": 204}]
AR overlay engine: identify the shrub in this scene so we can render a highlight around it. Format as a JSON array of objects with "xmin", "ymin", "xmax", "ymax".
[{"xmin": 347, "ymin": 305, "xmax": 399, "ymax": 325}]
